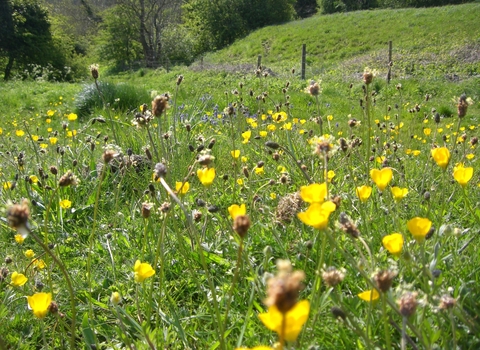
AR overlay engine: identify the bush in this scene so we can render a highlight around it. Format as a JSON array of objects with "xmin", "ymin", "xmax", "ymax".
[{"xmin": 75, "ymin": 81, "xmax": 150, "ymax": 117}]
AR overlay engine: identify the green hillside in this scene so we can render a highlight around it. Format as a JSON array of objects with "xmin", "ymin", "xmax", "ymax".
[{"xmin": 199, "ymin": 3, "xmax": 480, "ymax": 78}]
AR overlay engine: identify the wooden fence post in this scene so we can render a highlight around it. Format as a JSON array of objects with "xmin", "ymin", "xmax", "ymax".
[
  {"xmin": 387, "ymin": 40, "xmax": 392, "ymax": 83},
  {"xmin": 301, "ymin": 44, "xmax": 306, "ymax": 80},
  {"xmin": 257, "ymin": 55, "xmax": 262, "ymax": 69}
]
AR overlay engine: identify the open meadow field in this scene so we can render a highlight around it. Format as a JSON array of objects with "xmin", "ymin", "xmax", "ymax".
[{"xmin": 0, "ymin": 3, "xmax": 479, "ymax": 349}]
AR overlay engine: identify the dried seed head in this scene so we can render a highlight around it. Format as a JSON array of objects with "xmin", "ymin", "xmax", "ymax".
[
  {"xmin": 6, "ymin": 199, "xmax": 31, "ymax": 237},
  {"xmin": 152, "ymin": 95, "xmax": 169, "ymax": 117},
  {"xmin": 331, "ymin": 306, "xmax": 347, "ymax": 320},
  {"xmin": 159, "ymin": 202, "xmax": 171, "ymax": 213},
  {"xmin": 457, "ymin": 94, "xmax": 468, "ymax": 118},
  {"xmin": 398, "ymin": 292, "xmax": 418, "ymax": 317},
  {"xmin": 0, "ymin": 267, "xmax": 9, "ymax": 283},
  {"xmin": 154, "ymin": 163, "xmax": 167, "ymax": 179},
  {"xmin": 265, "ymin": 260, "xmax": 305, "ymax": 313},
  {"xmin": 307, "ymin": 81, "xmax": 321, "ymax": 96},
  {"xmin": 374, "ymin": 270, "xmax": 397, "ymax": 293},
  {"xmin": 141, "ymin": 202, "xmax": 154, "ymax": 219},
  {"xmin": 439, "ymin": 295, "xmax": 456, "ymax": 310},
  {"xmin": 338, "ymin": 212, "xmax": 360, "ymax": 238},
  {"xmin": 102, "ymin": 150, "xmax": 117, "ymax": 164},
  {"xmin": 275, "ymin": 192, "xmax": 302, "ymax": 224},
  {"xmin": 59, "ymin": 170, "xmax": 79, "ymax": 187},
  {"xmin": 233, "ymin": 215, "xmax": 251, "ymax": 238},
  {"xmin": 176, "ymin": 75, "xmax": 184, "ymax": 85},
  {"xmin": 89, "ymin": 64, "xmax": 99, "ymax": 79},
  {"xmin": 322, "ymin": 267, "xmax": 345, "ymax": 287}
]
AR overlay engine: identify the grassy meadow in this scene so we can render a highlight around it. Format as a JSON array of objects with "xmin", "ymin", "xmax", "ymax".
[{"xmin": 0, "ymin": 3, "xmax": 480, "ymax": 350}]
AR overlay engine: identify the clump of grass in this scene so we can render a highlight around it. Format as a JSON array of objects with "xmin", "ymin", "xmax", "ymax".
[{"xmin": 75, "ymin": 81, "xmax": 150, "ymax": 117}]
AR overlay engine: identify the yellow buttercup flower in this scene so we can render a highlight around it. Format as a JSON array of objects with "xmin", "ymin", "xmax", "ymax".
[
  {"xmin": 110, "ymin": 291, "xmax": 122, "ymax": 305},
  {"xmin": 15, "ymin": 234, "xmax": 25, "ymax": 244},
  {"xmin": 241, "ymin": 130, "xmax": 251, "ymax": 144},
  {"xmin": 11, "ymin": 272, "xmax": 28, "ymax": 287},
  {"xmin": 297, "ymin": 202, "xmax": 336, "ymax": 230},
  {"xmin": 231, "ymin": 150, "xmax": 240, "ymax": 159},
  {"xmin": 134, "ymin": 260, "xmax": 155, "ymax": 283},
  {"xmin": 59, "ymin": 199, "xmax": 72, "ymax": 209},
  {"xmin": 431, "ymin": 147, "xmax": 450, "ymax": 169},
  {"xmin": 258, "ymin": 300, "xmax": 310, "ymax": 342},
  {"xmin": 453, "ymin": 164, "xmax": 473, "ymax": 187},
  {"xmin": 27, "ymin": 292, "xmax": 52, "ymax": 318},
  {"xmin": 382, "ymin": 233, "xmax": 404, "ymax": 257},
  {"xmin": 356, "ymin": 185, "xmax": 372, "ymax": 203},
  {"xmin": 300, "ymin": 183, "xmax": 327, "ymax": 203},
  {"xmin": 358, "ymin": 289, "xmax": 380, "ymax": 302},
  {"xmin": 16, "ymin": 130, "xmax": 25, "ymax": 137},
  {"xmin": 228, "ymin": 204, "xmax": 246, "ymax": 220},
  {"xmin": 370, "ymin": 168, "xmax": 393, "ymax": 191},
  {"xmin": 25, "ymin": 249, "xmax": 35, "ymax": 259},
  {"xmin": 407, "ymin": 217, "xmax": 432, "ymax": 243},
  {"xmin": 175, "ymin": 181, "xmax": 190, "ymax": 195},
  {"xmin": 67, "ymin": 113, "xmax": 78, "ymax": 121},
  {"xmin": 391, "ymin": 187, "xmax": 408, "ymax": 202},
  {"xmin": 197, "ymin": 167, "xmax": 216, "ymax": 186},
  {"xmin": 33, "ymin": 259, "xmax": 46, "ymax": 269}
]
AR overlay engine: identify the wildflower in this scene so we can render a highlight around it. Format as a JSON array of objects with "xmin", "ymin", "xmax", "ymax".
[
  {"xmin": 431, "ymin": 147, "xmax": 450, "ymax": 169},
  {"xmin": 236, "ymin": 347, "xmax": 273, "ymax": 350},
  {"xmin": 47, "ymin": 110, "xmax": 55, "ymax": 117},
  {"xmin": 228, "ymin": 204, "xmax": 246, "ymax": 220},
  {"xmin": 453, "ymin": 164, "xmax": 473, "ymax": 187},
  {"xmin": 11, "ymin": 271, "xmax": 28, "ymax": 287},
  {"xmin": 197, "ymin": 167, "xmax": 216, "ymax": 186},
  {"xmin": 273, "ymin": 111, "xmax": 288, "ymax": 123},
  {"xmin": 356, "ymin": 185, "xmax": 372, "ymax": 202},
  {"xmin": 59, "ymin": 199, "xmax": 72, "ymax": 209},
  {"xmin": 231, "ymin": 150, "xmax": 240, "ymax": 159},
  {"xmin": 391, "ymin": 187, "xmax": 408, "ymax": 202},
  {"xmin": 14, "ymin": 234, "xmax": 25, "ymax": 244},
  {"xmin": 242, "ymin": 130, "xmax": 251, "ymax": 144},
  {"xmin": 423, "ymin": 128, "xmax": 431, "ymax": 136},
  {"xmin": 358, "ymin": 289, "xmax": 380, "ymax": 302},
  {"xmin": 370, "ymin": 167, "xmax": 393, "ymax": 191},
  {"xmin": 175, "ymin": 181, "xmax": 190, "ymax": 195},
  {"xmin": 300, "ymin": 183, "xmax": 327, "ymax": 203},
  {"xmin": 110, "ymin": 291, "xmax": 122, "ymax": 305},
  {"xmin": 297, "ymin": 202, "xmax": 336, "ymax": 230},
  {"xmin": 133, "ymin": 260, "xmax": 155, "ymax": 283},
  {"xmin": 407, "ymin": 217, "xmax": 432, "ymax": 243},
  {"xmin": 29, "ymin": 175, "xmax": 39, "ymax": 184},
  {"xmin": 67, "ymin": 113, "xmax": 78, "ymax": 121},
  {"xmin": 25, "ymin": 249, "xmax": 35, "ymax": 259},
  {"xmin": 325, "ymin": 170, "xmax": 335, "ymax": 182},
  {"xmin": 382, "ymin": 233, "xmax": 404, "ymax": 257},
  {"xmin": 259, "ymin": 300, "xmax": 310, "ymax": 342},
  {"xmin": 16, "ymin": 130, "xmax": 25, "ymax": 137},
  {"xmin": 3, "ymin": 182, "xmax": 12, "ymax": 190},
  {"xmin": 33, "ymin": 259, "xmax": 46, "ymax": 269},
  {"xmin": 255, "ymin": 167, "xmax": 264, "ymax": 175},
  {"xmin": 259, "ymin": 131, "xmax": 268, "ymax": 138},
  {"xmin": 141, "ymin": 202, "xmax": 154, "ymax": 219},
  {"xmin": 27, "ymin": 292, "xmax": 52, "ymax": 319}
]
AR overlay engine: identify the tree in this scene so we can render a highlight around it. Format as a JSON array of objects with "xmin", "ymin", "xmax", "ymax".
[
  {"xmin": 294, "ymin": 0, "xmax": 318, "ymax": 17},
  {"xmin": 96, "ymin": 5, "xmax": 142, "ymax": 70},
  {"xmin": 118, "ymin": 0, "xmax": 182, "ymax": 67},
  {"xmin": 0, "ymin": 0, "xmax": 66, "ymax": 80}
]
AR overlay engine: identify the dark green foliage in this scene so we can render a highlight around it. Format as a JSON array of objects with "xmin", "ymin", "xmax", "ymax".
[
  {"xmin": 321, "ymin": 0, "xmax": 474, "ymax": 13},
  {"xmin": 74, "ymin": 81, "xmax": 150, "ymax": 117},
  {"xmin": 294, "ymin": 0, "xmax": 318, "ymax": 17},
  {"xmin": 95, "ymin": 5, "xmax": 142, "ymax": 71},
  {"xmin": 183, "ymin": 0, "xmax": 296, "ymax": 53}
]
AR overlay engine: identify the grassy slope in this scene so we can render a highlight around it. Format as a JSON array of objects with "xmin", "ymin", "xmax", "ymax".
[{"xmin": 201, "ymin": 3, "xmax": 480, "ymax": 77}]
